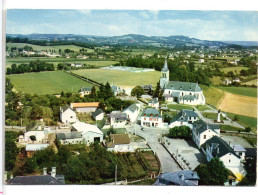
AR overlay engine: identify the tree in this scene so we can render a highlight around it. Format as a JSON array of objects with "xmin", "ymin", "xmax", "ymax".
[
  {"xmin": 30, "ymin": 135, "xmax": 36, "ymax": 142},
  {"xmin": 131, "ymin": 86, "xmax": 145, "ymax": 98},
  {"xmin": 195, "ymin": 158, "xmax": 229, "ymax": 185},
  {"xmin": 90, "ymin": 86, "xmax": 96, "ymax": 98},
  {"xmin": 30, "ymin": 104, "xmax": 43, "ymax": 120},
  {"xmin": 25, "ymin": 158, "xmax": 37, "ymax": 173},
  {"xmin": 233, "ymin": 115, "xmax": 240, "ymax": 121},
  {"xmin": 245, "ymin": 127, "xmax": 251, "ymax": 133},
  {"xmin": 153, "ymin": 81, "xmax": 161, "ymax": 98}
]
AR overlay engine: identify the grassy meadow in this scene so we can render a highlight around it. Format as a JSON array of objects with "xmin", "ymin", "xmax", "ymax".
[
  {"xmin": 72, "ymin": 69, "xmax": 161, "ymax": 87},
  {"xmin": 167, "ymin": 104, "xmax": 194, "ymax": 110},
  {"xmin": 7, "ymin": 71, "xmax": 93, "ymax": 95},
  {"xmin": 221, "ymin": 66, "xmax": 249, "ymax": 74},
  {"xmin": 217, "ymin": 86, "xmax": 257, "ymax": 97},
  {"xmin": 201, "ymin": 85, "xmax": 225, "ymax": 108}
]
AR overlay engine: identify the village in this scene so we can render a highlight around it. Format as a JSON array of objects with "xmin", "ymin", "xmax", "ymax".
[{"xmin": 5, "ymin": 59, "xmax": 257, "ymax": 186}]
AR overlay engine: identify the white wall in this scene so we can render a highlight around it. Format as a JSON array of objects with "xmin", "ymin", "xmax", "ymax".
[
  {"xmin": 82, "ymin": 131, "xmax": 103, "ymax": 145},
  {"xmin": 94, "ymin": 113, "xmax": 104, "ymax": 121},
  {"xmin": 141, "ymin": 116, "xmax": 163, "ymax": 128},
  {"xmin": 24, "ymin": 131, "xmax": 46, "ymax": 143},
  {"xmin": 61, "ymin": 109, "xmax": 77, "ymax": 123},
  {"xmin": 220, "ymin": 153, "xmax": 241, "ymax": 173},
  {"xmin": 110, "ymin": 118, "xmax": 126, "ymax": 127}
]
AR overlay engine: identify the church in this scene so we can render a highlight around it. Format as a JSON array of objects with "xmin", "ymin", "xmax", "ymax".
[{"xmin": 160, "ymin": 59, "xmax": 206, "ymax": 105}]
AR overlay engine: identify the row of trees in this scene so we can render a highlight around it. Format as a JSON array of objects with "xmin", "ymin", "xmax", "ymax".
[
  {"xmin": 166, "ymin": 126, "xmax": 192, "ymax": 139},
  {"xmin": 6, "ymin": 60, "xmax": 55, "ymax": 75}
]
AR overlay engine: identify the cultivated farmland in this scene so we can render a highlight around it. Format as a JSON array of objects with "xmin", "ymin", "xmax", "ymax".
[
  {"xmin": 72, "ymin": 69, "xmax": 161, "ymax": 87},
  {"xmin": 7, "ymin": 71, "xmax": 93, "ymax": 95}
]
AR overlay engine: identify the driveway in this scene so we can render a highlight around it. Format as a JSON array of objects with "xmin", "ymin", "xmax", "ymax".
[{"xmin": 126, "ymin": 124, "xmax": 181, "ymax": 173}]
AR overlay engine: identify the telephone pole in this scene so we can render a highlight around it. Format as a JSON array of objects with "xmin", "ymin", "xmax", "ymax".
[{"xmin": 115, "ymin": 164, "xmax": 117, "ymax": 185}]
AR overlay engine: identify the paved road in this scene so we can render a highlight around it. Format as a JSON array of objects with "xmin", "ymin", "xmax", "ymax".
[{"xmin": 127, "ymin": 124, "xmax": 181, "ymax": 173}]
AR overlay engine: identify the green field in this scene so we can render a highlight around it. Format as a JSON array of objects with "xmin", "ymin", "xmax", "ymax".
[
  {"xmin": 217, "ymin": 86, "xmax": 257, "ymax": 97},
  {"xmin": 226, "ymin": 112, "xmax": 257, "ymax": 132},
  {"xmin": 202, "ymin": 112, "xmax": 226, "ymax": 120},
  {"xmin": 6, "ymin": 57, "xmax": 118, "ymax": 68},
  {"xmin": 201, "ymin": 85, "xmax": 225, "ymax": 108},
  {"xmin": 7, "ymin": 71, "xmax": 93, "ymax": 95},
  {"xmin": 167, "ymin": 104, "xmax": 194, "ymax": 110},
  {"xmin": 6, "ymin": 43, "xmax": 93, "ymax": 52},
  {"xmin": 243, "ymin": 79, "xmax": 258, "ymax": 86},
  {"xmin": 72, "ymin": 69, "xmax": 161, "ymax": 87},
  {"xmin": 220, "ymin": 125, "xmax": 244, "ymax": 132},
  {"xmin": 195, "ymin": 105, "xmax": 212, "ymax": 111},
  {"xmin": 221, "ymin": 67, "xmax": 249, "ymax": 74}
]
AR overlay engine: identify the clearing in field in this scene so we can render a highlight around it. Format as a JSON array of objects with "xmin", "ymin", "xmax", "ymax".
[
  {"xmin": 72, "ymin": 69, "xmax": 161, "ymax": 88},
  {"xmin": 218, "ymin": 92, "xmax": 257, "ymax": 118},
  {"xmin": 221, "ymin": 67, "xmax": 249, "ymax": 74},
  {"xmin": 7, "ymin": 71, "xmax": 93, "ymax": 95},
  {"xmin": 217, "ymin": 86, "xmax": 257, "ymax": 97}
]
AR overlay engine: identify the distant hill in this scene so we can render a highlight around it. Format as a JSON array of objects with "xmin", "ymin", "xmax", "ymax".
[{"xmin": 7, "ymin": 33, "xmax": 255, "ymax": 48}]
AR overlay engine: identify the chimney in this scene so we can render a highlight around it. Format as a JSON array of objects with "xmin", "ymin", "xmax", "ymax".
[
  {"xmin": 180, "ymin": 173, "xmax": 185, "ymax": 180},
  {"xmin": 217, "ymin": 147, "xmax": 219, "ymax": 154},
  {"xmin": 43, "ymin": 167, "xmax": 47, "ymax": 175},
  {"xmin": 217, "ymin": 110, "xmax": 221, "ymax": 123},
  {"xmin": 51, "ymin": 167, "xmax": 56, "ymax": 178}
]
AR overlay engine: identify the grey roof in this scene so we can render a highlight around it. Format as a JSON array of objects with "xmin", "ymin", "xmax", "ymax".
[
  {"xmin": 142, "ymin": 84, "xmax": 153, "ymax": 90},
  {"xmin": 79, "ymin": 87, "xmax": 92, "ymax": 92},
  {"xmin": 161, "ymin": 59, "xmax": 169, "ymax": 72},
  {"xmin": 56, "ymin": 132, "xmax": 82, "ymax": 141},
  {"xmin": 149, "ymin": 98, "xmax": 159, "ymax": 104},
  {"xmin": 109, "ymin": 111, "xmax": 127, "ymax": 120},
  {"xmin": 193, "ymin": 119, "xmax": 219, "ymax": 134},
  {"xmin": 232, "ymin": 145, "xmax": 246, "ymax": 152},
  {"xmin": 165, "ymin": 81, "xmax": 202, "ymax": 92},
  {"xmin": 142, "ymin": 108, "xmax": 162, "ymax": 118},
  {"xmin": 92, "ymin": 109, "xmax": 104, "ymax": 118},
  {"xmin": 123, "ymin": 103, "xmax": 139, "ymax": 113},
  {"xmin": 171, "ymin": 109, "xmax": 198, "ymax": 123},
  {"xmin": 202, "ymin": 136, "xmax": 240, "ymax": 159},
  {"xmin": 171, "ymin": 92, "xmax": 180, "ymax": 98},
  {"xmin": 61, "ymin": 105, "xmax": 71, "ymax": 112},
  {"xmin": 154, "ymin": 170, "xmax": 199, "ymax": 186},
  {"xmin": 8, "ymin": 175, "xmax": 64, "ymax": 185}
]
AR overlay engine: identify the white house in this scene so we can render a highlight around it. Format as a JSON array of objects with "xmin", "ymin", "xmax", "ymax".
[
  {"xmin": 148, "ymin": 98, "xmax": 159, "ymax": 109},
  {"xmin": 78, "ymin": 87, "xmax": 92, "ymax": 97},
  {"xmin": 169, "ymin": 109, "xmax": 199, "ymax": 129},
  {"xmin": 60, "ymin": 105, "xmax": 77, "ymax": 124},
  {"xmin": 232, "ymin": 145, "xmax": 246, "ymax": 161},
  {"xmin": 111, "ymin": 85, "xmax": 124, "ymax": 96},
  {"xmin": 71, "ymin": 63, "xmax": 83, "ymax": 67},
  {"xmin": 233, "ymin": 78, "xmax": 240, "ymax": 83},
  {"xmin": 203, "ymin": 136, "xmax": 242, "ymax": 175},
  {"xmin": 141, "ymin": 108, "xmax": 163, "ymax": 128},
  {"xmin": 122, "ymin": 103, "xmax": 141, "ymax": 123},
  {"xmin": 72, "ymin": 121, "xmax": 103, "ymax": 145},
  {"xmin": 160, "ymin": 59, "xmax": 205, "ymax": 105},
  {"xmin": 223, "ymin": 79, "xmax": 232, "ymax": 85},
  {"xmin": 92, "ymin": 109, "xmax": 104, "ymax": 121},
  {"xmin": 106, "ymin": 134, "xmax": 134, "ymax": 152},
  {"xmin": 192, "ymin": 120, "xmax": 220, "ymax": 148},
  {"xmin": 70, "ymin": 102, "xmax": 99, "ymax": 113},
  {"xmin": 198, "ymin": 59, "xmax": 205, "ymax": 63},
  {"xmin": 109, "ymin": 111, "xmax": 127, "ymax": 127},
  {"xmin": 24, "ymin": 131, "xmax": 47, "ymax": 143}
]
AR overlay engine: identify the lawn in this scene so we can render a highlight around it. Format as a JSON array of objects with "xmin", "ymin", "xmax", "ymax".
[
  {"xmin": 217, "ymin": 86, "xmax": 257, "ymax": 97},
  {"xmin": 220, "ymin": 125, "xmax": 245, "ymax": 132},
  {"xmin": 201, "ymin": 85, "xmax": 225, "ymax": 108},
  {"xmin": 167, "ymin": 104, "xmax": 194, "ymax": 111},
  {"xmin": 73, "ymin": 69, "xmax": 161, "ymax": 87},
  {"xmin": 221, "ymin": 67, "xmax": 249, "ymax": 74},
  {"xmin": 202, "ymin": 112, "xmax": 226, "ymax": 120},
  {"xmin": 210, "ymin": 76, "xmax": 223, "ymax": 85},
  {"xmin": 226, "ymin": 112, "xmax": 257, "ymax": 132},
  {"xmin": 102, "ymin": 128, "xmax": 126, "ymax": 135},
  {"xmin": 195, "ymin": 105, "xmax": 212, "ymax": 111},
  {"xmin": 77, "ymin": 113, "xmax": 96, "ymax": 125},
  {"xmin": 7, "ymin": 71, "xmax": 93, "ymax": 95}
]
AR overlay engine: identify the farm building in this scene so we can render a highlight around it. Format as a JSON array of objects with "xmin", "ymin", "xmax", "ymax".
[
  {"xmin": 56, "ymin": 132, "xmax": 83, "ymax": 145},
  {"xmin": 71, "ymin": 63, "xmax": 83, "ymax": 67},
  {"xmin": 78, "ymin": 87, "xmax": 92, "ymax": 97},
  {"xmin": 169, "ymin": 109, "xmax": 199, "ymax": 129},
  {"xmin": 232, "ymin": 145, "xmax": 246, "ymax": 161},
  {"xmin": 106, "ymin": 134, "xmax": 134, "ymax": 152},
  {"xmin": 71, "ymin": 121, "xmax": 103, "ymax": 144},
  {"xmin": 160, "ymin": 59, "xmax": 205, "ymax": 105},
  {"xmin": 192, "ymin": 119, "xmax": 220, "ymax": 148},
  {"xmin": 70, "ymin": 102, "xmax": 99, "ymax": 113},
  {"xmin": 24, "ymin": 131, "xmax": 47, "ymax": 143},
  {"xmin": 148, "ymin": 98, "xmax": 159, "ymax": 109},
  {"xmin": 142, "ymin": 84, "xmax": 154, "ymax": 94},
  {"xmin": 60, "ymin": 105, "xmax": 77, "ymax": 123},
  {"xmin": 122, "ymin": 103, "xmax": 141, "ymax": 123},
  {"xmin": 109, "ymin": 111, "xmax": 127, "ymax": 127},
  {"xmin": 92, "ymin": 109, "xmax": 104, "ymax": 121},
  {"xmin": 25, "ymin": 144, "xmax": 50, "ymax": 158},
  {"xmin": 154, "ymin": 170, "xmax": 200, "ymax": 186},
  {"xmin": 141, "ymin": 108, "xmax": 163, "ymax": 128}
]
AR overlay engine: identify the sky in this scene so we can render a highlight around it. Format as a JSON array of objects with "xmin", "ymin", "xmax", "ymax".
[{"xmin": 6, "ymin": 9, "xmax": 258, "ymax": 41}]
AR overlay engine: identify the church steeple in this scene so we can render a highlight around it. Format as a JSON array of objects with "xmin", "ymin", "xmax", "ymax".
[
  {"xmin": 160, "ymin": 58, "xmax": 169, "ymax": 88},
  {"xmin": 162, "ymin": 58, "xmax": 168, "ymax": 72}
]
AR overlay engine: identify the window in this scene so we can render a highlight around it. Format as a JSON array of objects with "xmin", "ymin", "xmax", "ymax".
[
  {"xmin": 144, "ymin": 117, "xmax": 146, "ymax": 120},
  {"xmin": 229, "ymin": 159, "xmax": 231, "ymax": 163},
  {"xmin": 204, "ymin": 135, "xmax": 206, "ymax": 139},
  {"xmin": 239, "ymin": 152, "xmax": 242, "ymax": 156}
]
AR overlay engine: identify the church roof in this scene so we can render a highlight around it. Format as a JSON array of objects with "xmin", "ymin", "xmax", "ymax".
[
  {"xmin": 161, "ymin": 59, "xmax": 169, "ymax": 72},
  {"xmin": 165, "ymin": 81, "xmax": 202, "ymax": 92}
]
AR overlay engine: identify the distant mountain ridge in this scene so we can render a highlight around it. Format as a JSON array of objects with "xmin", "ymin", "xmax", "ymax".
[{"xmin": 6, "ymin": 33, "xmax": 257, "ymax": 47}]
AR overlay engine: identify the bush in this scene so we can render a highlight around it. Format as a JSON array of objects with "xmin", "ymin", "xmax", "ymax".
[{"xmin": 167, "ymin": 126, "xmax": 191, "ymax": 139}]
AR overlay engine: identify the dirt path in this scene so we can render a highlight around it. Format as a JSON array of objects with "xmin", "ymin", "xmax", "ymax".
[{"xmin": 218, "ymin": 92, "xmax": 257, "ymax": 118}]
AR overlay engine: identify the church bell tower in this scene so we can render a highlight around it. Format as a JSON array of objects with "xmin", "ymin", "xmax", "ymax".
[{"xmin": 160, "ymin": 59, "xmax": 169, "ymax": 88}]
